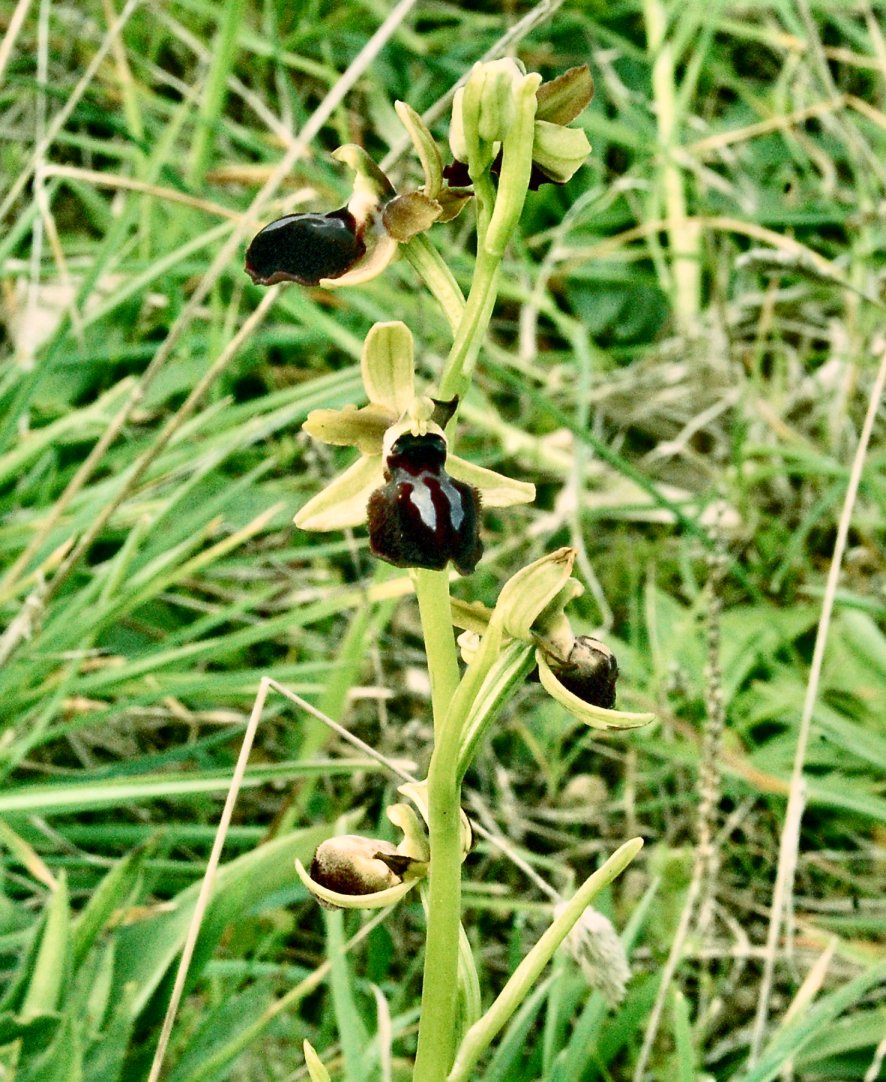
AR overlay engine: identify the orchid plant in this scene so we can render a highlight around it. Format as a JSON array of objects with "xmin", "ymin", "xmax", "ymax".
[{"xmin": 246, "ymin": 59, "xmax": 655, "ymax": 1082}]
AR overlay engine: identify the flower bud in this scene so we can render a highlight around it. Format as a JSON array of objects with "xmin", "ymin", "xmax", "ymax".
[
  {"xmin": 446, "ymin": 62, "xmax": 594, "ymax": 190},
  {"xmin": 309, "ymin": 835, "xmax": 402, "ymax": 908}
]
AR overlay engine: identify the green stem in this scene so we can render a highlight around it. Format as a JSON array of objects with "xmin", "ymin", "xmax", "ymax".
[
  {"xmin": 411, "ymin": 564, "xmax": 464, "ymax": 1078},
  {"xmin": 411, "ymin": 614, "xmax": 505, "ymax": 1080},
  {"xmin": 412, "ymin": 568, "xmax": 461, "ymax": 739},
  {"xmin": 438, "ymin": 247, "xmax": 501, "ymax": 401},
  {"xmin": 438, "ymin": 172, "xmax": 500, "ymax": 400},
  {"xmin": 412, "ymin": 694, "xmax": 466, "ymax": 1081},
  {"xmin": 410, "ymin": 82, "xmax": 539, "ymax": 1081},
  {"xmin": 402, "ymin": 234, "xmax": 466, "ymax": 335}
]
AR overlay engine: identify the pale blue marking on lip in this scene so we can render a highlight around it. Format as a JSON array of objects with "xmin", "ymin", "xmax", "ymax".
[
  {"xmin": 411, "ymin": 479, "xmax": 437, "ymax": 531},
  {"xmin": 442, "ymin": 477, "xmax": 465, "ymax": 530}
]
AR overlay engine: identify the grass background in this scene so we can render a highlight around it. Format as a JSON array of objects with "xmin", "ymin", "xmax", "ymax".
[{"xmin": 1, "ymin": 0, "xmax": 885, "ymax": 1079}]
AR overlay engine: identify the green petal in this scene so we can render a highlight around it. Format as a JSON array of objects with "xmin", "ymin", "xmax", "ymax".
[
  {"xmin": 293, "ymin": 454, "xmax": 383, "ymax": 531},
  {"xmin": 361, "ymin": 321, "xmax": 415, "ymax": 414},
  {"xmin": 536, "ymin": 650, "xmax": 655, "ymax": 730},
  {"xmin": 295, "ymin": 858, "xmax": 420, "ymax": 910},
  {"xmin": 449, "ymin": 86, "xmax": 469, "ymax": 164},
  {"xmin": 394, "ymin": 100, "xmax": 443, "ymax": 198},
  {"xmin": 447, "ymin": 456, "xmax": 535, "ymax": 508},
  {"xmin": 303, "ymin": 403, "xmax": 393, "ymax": 455}
]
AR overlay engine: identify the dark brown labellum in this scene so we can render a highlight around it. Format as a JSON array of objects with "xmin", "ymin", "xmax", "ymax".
[
  {"xmin": 309, "ymin": 836, "xmax": 401, "ymax": 909},
  {"xmin": 244, "ymin": 209, "xmax": 364, "ymax": 286},
  {"xmin": 367, "ymin": 431, "xmax": 483, "ymax": 576},
  {"xmin": 554, "ymin": 636, "xmax": 619, "ymax": 709}
]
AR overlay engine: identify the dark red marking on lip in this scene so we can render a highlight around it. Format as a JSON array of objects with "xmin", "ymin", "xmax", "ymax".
[
  {"xmin": 245, "ymin": 208, "xmax": 365, "ymax": 286},
  {"xmin": 367, "ymin": 432, "xmax": 483, "ymax": 576}
]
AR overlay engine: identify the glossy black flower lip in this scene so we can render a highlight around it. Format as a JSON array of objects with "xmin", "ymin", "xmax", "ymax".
[
  {"xmin": 367, "ymin": 430, "xmax": 483, "ymax": 576},
  {"xmin": 243, "ymin": 145, "xmax": 403, "ymax": 291},
  {"xmin": 244, "ymin": 208, "xmax": 365, "ymax": 287}
]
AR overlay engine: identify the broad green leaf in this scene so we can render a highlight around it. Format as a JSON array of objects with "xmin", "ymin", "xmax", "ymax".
[
  {"xmin": 17, "ymin": 1010, "xmax": 81, "ymax": 1082},
  {"xmin": 72, "ymin": 845, "xmax": 149, "ymax": 970},
  {"xmin": 20, "ymin": 875, "xmax": 69, "ymax": 1021}
]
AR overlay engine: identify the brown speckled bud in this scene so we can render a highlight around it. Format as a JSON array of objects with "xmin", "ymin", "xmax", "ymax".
[
  {"xmin": 309, "ymin": 835, "xmax": 402, "ymax": 909},
  {"xmin": 545, "ymin": 636, "xmax": 618, "ymax": 709}
]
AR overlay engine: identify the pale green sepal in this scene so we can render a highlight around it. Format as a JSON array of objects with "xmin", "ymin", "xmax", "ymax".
[
  {"xmin": 449, "ymin": 86, "xmax": 469, "ymax": 164},
  {"xmin": 494, "ymin": 547, "xmax": 576, "ymax": 642},
  {"xmin": 535, "ymin": 65, "xmax": 594, "ymax": 125},
  {"xmin": 485, "ymin": 71, "xmax": 542, "ymax": 257},
  {"xmin": 459, "ymin": 66, "xmax": 496, "ymax": 176},
  {"xmin": 446, "ymin": 455, "xmax": 535, "ymax": 508},
  {"xmin": 303, "ymin": 1040, "xmax": 333, "ymax": 1082},
  {"xmin": 387, "ymin": 802, "xmax": 430, "ymax": 863},
  {"xmin": 361, "ymin": 321, "xmax": 415, "ymax": 415},
  {"xmin": 320, "ymin": 233, "xmax": 398, "ymax": 288},
  {"xmin": 302, "ymin": 403, "xmax": 393, "ymax": 455},
  {"xmin": 531, "ymin": 121, "xmax": 592, "ymax": 184},
  {"xmin": 395, "ymin": 100, "xmax": 443, "ymax": 197},
  {"xmin": 473, "ymin": 58, "xmax": 524, "ymax": 143},
  {"xmin": 295, "ymin": 858, "xmax": 420, "ymax": 910},
  {"xmin": 536, "ymin": 650, "xmax": 655, "ymax": 730},
  {"xmin": 293, "ymin": 454, "xmax": 383, "ymax": 531}
]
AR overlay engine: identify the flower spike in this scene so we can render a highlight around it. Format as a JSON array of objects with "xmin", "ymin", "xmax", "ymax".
[{"xmin": 446, "ymin": 62, "xmax": 594, "ymax": 190}]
